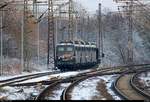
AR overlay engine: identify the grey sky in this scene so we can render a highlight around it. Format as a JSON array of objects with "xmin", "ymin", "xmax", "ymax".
[{"xmin": 75, "ymin": 0, "xmax": 118, "ymax": 14}]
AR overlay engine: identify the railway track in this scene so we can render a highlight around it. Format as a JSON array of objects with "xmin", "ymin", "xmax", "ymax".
[
  {"xmin": 114, "ymin": 69, "xmax": 150, "ymax": 101},
  {"xmin": 6, "ymin": 66, "xmax": 122, "ymax": 87},
  {"xmin": 1, "ymin": 63, "xmax": 149, "ymax": 87},
  {"xmin": 62, "ymin": 67, "xmax": 147, "ymax": 100},
  {"xmin": 61, "ymin": 68, "xmax": 131, "ymax": 100},
  {"xmin": 37, "ymin": 64, "xmax": 136, "ymax": 100},
  {"xmin": 0, "ymin": 71, "xmax": 60, "ymax": 87},
  {"xmin": 131, "ymin": 71, "xmax": 150, "ymax": 99},
  {"xmin": 0, "ymin": 63, "xmax": 149, "ymax": 100},
  {"xmin": 36, "ymin": 67, "xmax": 123, "ymax": 100},
  {"xmin": 36, "ymin": 78, "xmax": 80, "ymax": 100}
]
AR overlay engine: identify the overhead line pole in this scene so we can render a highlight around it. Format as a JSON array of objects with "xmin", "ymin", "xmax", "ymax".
[
  {"xmin": 21, "ymin": 0, "xmax": 28, "ymax": 72},
  {"xmin": 0, "ymin": 9, "xmax": 3, "ymax": 75},
  {"xmin": 47, "ymin": 0, "xmax": 56, "ymax": 69},
  {"xmin": 33, "ymin": 0, "xmax": 40, "ymax": 66},
  {"xmin": 37, "ymin": 2, "xmax": 40, "ymax": 66},
  {"xmin": 127, "ymin": 0, "xmax": 134, "ymax": 65},
  {"xmin": 87, "ymin": 15, "xmax": 90, "ymax": 41},
  {"xmin": 98, "ymin": 3, "xmax": 102, "ymax": 63},
  {"xmin": 68, "ymin": 0, "xmax": 74, "ymax": 40}
]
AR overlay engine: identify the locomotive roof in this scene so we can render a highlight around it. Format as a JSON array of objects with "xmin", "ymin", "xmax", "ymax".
[{"xmin": 57, "ymin": 40, "xmax": 97, "ymax": 48}]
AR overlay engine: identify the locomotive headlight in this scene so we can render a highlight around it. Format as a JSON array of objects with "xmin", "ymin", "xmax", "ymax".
[
  {"xmin": 58, "ymin": 56, "xmax": 64, "ymax": 59},
  {"xmin": 58, "ymin": 54, "xmax": 74, "ymax": 61},
  {"xmin": 70, "ymin": 56, "xmax": 75, "ymax": 60}
]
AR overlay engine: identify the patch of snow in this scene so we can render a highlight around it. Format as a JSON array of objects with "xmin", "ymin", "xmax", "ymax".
[
  {"xmin": 0, "ymin": 70, "xmax": 53, "ymax": 81},
  {"xmin": 71, "ymin": 75, "xmax": 121, "ymax": 100},
  {"xmin": 16, "ymin": 71, "xmax": 80, "ymax": 84},
  {"xmin": 0, "ymin": 67, "xmax": 93, "ymax": 82},
  {"xmin": 50, "ymin": 71, "xmax": 79, "ymax": 78},
  {"xmin": 0, "ymin": 85, "xmax": 48, "ymax": 100},
  {"xmin": 71, "ymin": 77, "xmax": 103, "ymax": 100},
  {"xmin": 138, "ymin": 72, "xmax": 150, "ymax": 87},
  {"xmin": 98, "ymin": 75, "xmax": 121, "ymax": 100},
  {"xmin": 17, "ymin": 76, "xmax": 51, "ymax": 84}
]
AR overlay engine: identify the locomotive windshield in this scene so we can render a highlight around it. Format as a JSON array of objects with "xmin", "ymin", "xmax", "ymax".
[
  {"xmin": 57, "ymin": 46, "xmax": 74, "ymax": 52},
  {"xmin": 58, "ymin": 47, "xmax": 65, "ymax": 52},
  {"xmin": 66, "ymin": 47, "xmax": 73, "ymax": 52}
]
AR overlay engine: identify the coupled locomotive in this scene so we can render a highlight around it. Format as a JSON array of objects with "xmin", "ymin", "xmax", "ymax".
[{"xmin": 56, "ymin": 40, "xmax": 99, "ymax": 71}]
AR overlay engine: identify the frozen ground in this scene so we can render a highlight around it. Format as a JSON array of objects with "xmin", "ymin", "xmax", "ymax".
[{"xmin": 71, "ymin": 75, "xmax": 121, "ymax": 100}]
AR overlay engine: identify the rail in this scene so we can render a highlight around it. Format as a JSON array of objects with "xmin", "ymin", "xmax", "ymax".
[
  {"xmin": 130, "ymin": 70, "xmax": 150, "ymax": 100},
  {"xmin": 113, "ymin": 68, "xmax": 150, "ymax": 100}
]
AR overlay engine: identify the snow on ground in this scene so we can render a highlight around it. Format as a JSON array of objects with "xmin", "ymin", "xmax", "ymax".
[
  {"xmin": 15, "ymin": 69, "xmax": 94, "ymax": 84},
  {"xmin": 0, "ymin": 70, "xmax": 53, "ymax": 81},
  {"xmin": 71, "ymin": 77, "xmax": 102, "ymax": 100},
  {"xmin": 0, "ymin": 69, "xmax": 94, "ymax": 100},
  {"xmin": 0, "ymin": 69, "xmax": 122, "ymax": 100},
  {"xmin": 45, "ymin": 83, "xmax": 71, "ymax": 100},
  {"xmin": 0, "ymin": 67, "xmax": 93, "ymax": 82},
  {"xmin": 50, "ymin": 71, "xmax": 80, "ymax": 78},
  {"xmin": 138, "ymin": 72, "xmax": 150, "ymax": 87},
  {"xmin": 16, "ymin": 71, "xmax": 80, "ymax": 84},
  {"xmin": 0, "ymin": 62, "xmax": 56, "ymax": 81},
  {"xmin": 0, "ymin": 85, "xmax": 48, "ymax": 100},
  {"xmin": 99, "ymin": 75, "xmax": 121, "ymax": 100},
  {"xmin": 71, "ymin": 75, "xmax": 121, "ymax": 100}
]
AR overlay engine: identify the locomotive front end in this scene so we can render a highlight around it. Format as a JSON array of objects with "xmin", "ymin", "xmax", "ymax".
[{"xmin": 56, "ymin": 45, "xmax": 75, "ymax": 70}]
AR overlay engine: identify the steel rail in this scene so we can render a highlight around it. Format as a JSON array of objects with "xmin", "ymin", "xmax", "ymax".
[
  {"xmin": 130, "ymin": 71, "xmax": 150, "ymax": 100},
  {"xmin": 36, "ymin": 64, "xmax": 150, "ymax": 100},
  {"xmin": 62, "ymin": 68, "xmax": 128, "ymax": 100},
  {"xmin": 114, "ymin": 69, "xmax": 150, "ymax": 100},
  {"xmin": 0, "ymin": 63, "xmax": 149, "ymax": 87},
  {"xmin": 36, "ymin": 67, "xmax": 121, "ymax": 100},
  {"xmin": 0, "ymin": 71, "xmax": 60, "ymax": 87}
]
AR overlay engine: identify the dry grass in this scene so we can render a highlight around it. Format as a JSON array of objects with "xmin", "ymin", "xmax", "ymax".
[
  {"xmin": 92, "ymin": 80, "xmax": 113, "ymax": 100},
  {"xmin": 44, "ymin": 84, "xmax": 62, "ymax": 100}
]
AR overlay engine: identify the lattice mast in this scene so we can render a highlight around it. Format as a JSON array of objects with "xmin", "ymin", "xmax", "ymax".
[
  {"xmin": 47, "ymin": 0, "xmax": 56, "ymax": 69},
  {"xmin": 68, "ymin": 0, "xmax": 74, "ymax": 40},
  {"xmin": 97, "ymin": 3, "xmax": 103, "ymax": 63},
  {"xmin": 33, "ymin": 0, "xmax": 40, "ymax": 66}
]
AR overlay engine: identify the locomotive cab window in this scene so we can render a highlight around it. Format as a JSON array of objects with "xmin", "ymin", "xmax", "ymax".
[
  {"xmin": 66, "ymin": 47, "xmax": 73, "ymax": 52},
  {"xmin": 57, "ymin": 46, "xmax": 74, "ymax": 52},
  {"xmin": 58, "ymin": 47, "xmax": 65, "ymax": 52}
]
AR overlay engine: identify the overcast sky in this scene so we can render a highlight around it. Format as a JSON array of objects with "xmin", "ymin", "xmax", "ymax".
[{"xmin": 75, "ymin": 0, "xmax": 118, "ymax": 14}]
